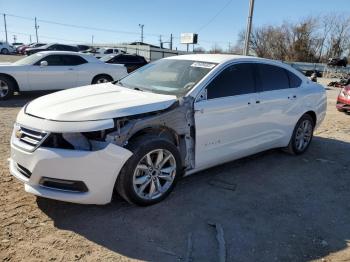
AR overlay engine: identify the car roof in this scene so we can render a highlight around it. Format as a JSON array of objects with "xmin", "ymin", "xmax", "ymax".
[
  {"xmin": 166, "ymin": 54, "xmax": 284, "ymax": 65},
  {"xmin": 36, "ymin": 51, "xmax": 101, "ymax": 62}
]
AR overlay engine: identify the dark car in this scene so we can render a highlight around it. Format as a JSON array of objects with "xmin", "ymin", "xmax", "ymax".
[
  {"xmin": 100, "ymin": 54, "xmax": 148, "ymax": 73},
  {"xmin": 328, "ymin": 57, "xmax": 348, "ymax": 67},
  {"xmin": 77, "ymin": 45, "xmax": 90, "ymax": 52},
  {"xmin": 25, "ymin": 43, "xmax": 79, "ymax": 55}
]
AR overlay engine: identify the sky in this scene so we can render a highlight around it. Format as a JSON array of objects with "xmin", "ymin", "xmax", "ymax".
[{"xmin": 1, "ymin": 0, "xmax": 350, "ymax": 51}]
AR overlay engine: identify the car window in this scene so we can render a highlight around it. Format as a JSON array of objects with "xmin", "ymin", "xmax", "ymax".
[
  {"xmin": 206, "ymin": 63, "xmax": 256, "ymax": 99},
  {"xmin": 256, "ymin": 64, "xmax": 290, "ymax": 91},
  {"xmin": 61, "ymin": 55, "xmax": 87, "ymax": 66},
  {"xmin": 287, "ymin": 70, "xmax": 302, "ymax": 88},
  {"xmin": 104, "ymin": 49, "xmax": 113, "ymax": 54},
  {"xmin": 119, "ymin": 59, "xmax": 216, "ymax": 96},
  {"xmin": 47, "ymin": 44, "xmax": 58, "ymax": 50},
  {"xmin": 35, "ymin": 55, "xmax": 63, "ymax": 66},
  {"xmin": 113, "ymin": 55, "xmax": 129, "ymax": 63}
]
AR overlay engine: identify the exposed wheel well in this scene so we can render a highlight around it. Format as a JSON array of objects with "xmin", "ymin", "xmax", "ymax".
[
  {"xmin": 0, "ymin": 73, "xmax": 19, "ymax": 92},
  {"xmin": 127, "ymin": 127, "xmax": 187, "ymax": 168},
  {"xmin": 304, "ymin": 111, "xmax": 317, "ymax": 126},
  {"xmin": 128, "ymin": 127, "xmax": 179, "ymax": 146},
  {"xmin": 91, "ymin": 74, "xmax": 113, "ymax": 84}
]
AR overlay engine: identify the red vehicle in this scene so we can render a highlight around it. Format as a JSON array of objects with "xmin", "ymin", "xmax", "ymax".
[{"xmin": 336, "ymin": 85, "xmax": 350, "ymax": 112}]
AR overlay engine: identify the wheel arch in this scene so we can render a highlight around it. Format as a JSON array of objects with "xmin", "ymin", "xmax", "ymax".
[
  {"xmin": 128, "ymin": 126, "xmax": 180, "ymax": 147},
  {"xmin": 91, "ymin": 73, "xmax": 114, "ymax": 84},
  {"xmin": 126, "ymin": 125, "xmax": 186, "ymax": 168},
  {"xmin": 303, "ymin": 110, "xmax": 317, "ymax": 126},
  {"xmin": 0, "ymin": 73, "xmax": 19, "ymax": 92}
]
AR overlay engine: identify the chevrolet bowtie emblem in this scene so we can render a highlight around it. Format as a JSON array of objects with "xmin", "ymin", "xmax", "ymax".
[{"xmin": 15, "ymin": 129, "xmax": 22, "ymax": 139}]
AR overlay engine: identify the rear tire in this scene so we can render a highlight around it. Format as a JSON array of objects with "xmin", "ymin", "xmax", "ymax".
[
  {"xmin": 92, "ymin": 74, "xmax": 113, "ymax": 84},
  {"xmin": 0, "ymin": 76, "xmax": 15, "ymax": 100},
  {"xmin": 1, "ymin": 48, "xmax": 9, "ymax": 54},
  {"xmin": 284, "ymin": 114, "xmax": 315, "ymax": 155},
  {"xmin": 116, "ymin": 135, "xmax": 182, "ymax": 206}
]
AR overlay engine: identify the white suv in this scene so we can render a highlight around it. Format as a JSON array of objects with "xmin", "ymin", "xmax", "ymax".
[
  {"xmin": 0, "ymin": 42, "xmax": 15, "ymax": 54},
  {"xmin": 9, "ymin": 54, "xmax": 327, "ymax": 206}
]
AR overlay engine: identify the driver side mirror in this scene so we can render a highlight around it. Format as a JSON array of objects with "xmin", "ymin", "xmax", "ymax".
[{"xmin": 40, "ymin": 61, "xmax": 48, "ymax": 67}]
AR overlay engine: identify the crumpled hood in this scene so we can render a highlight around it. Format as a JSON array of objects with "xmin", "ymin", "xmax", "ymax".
[{"xmin": 25, "ymin": 83, "xmax": 177, "ymax": 121}]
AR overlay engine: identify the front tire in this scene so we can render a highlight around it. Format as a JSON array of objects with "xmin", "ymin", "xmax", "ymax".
[
  {"xmin": 285, "ymin": 114, "xmax": 315, "ymax": 155},
  {"xmin": 116, "ymin": 135, "xmax": 182, "ymax": 206},
  {"xmin": 0, "ymin": 76, "xmax": 15, "ymax": 100}
]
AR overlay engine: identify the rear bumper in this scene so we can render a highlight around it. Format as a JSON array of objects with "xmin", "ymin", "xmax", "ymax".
[{"xmin": 9, "ymin": 140, "xmax": 132, "ymax": 205}]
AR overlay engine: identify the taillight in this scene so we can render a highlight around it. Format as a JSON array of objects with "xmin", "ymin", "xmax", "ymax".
[{"xmin": 341, "ymin": 86, "xmax": 350, "ymax": 97}]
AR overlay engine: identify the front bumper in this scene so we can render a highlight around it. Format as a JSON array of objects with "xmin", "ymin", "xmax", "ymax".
[
  {"xmin": 336, "ymin": 96, "xmax": 350, "ymax": 111},
  {"xmin": 9, "ymin": 134, "xmax": 132, "ymax": 205}
]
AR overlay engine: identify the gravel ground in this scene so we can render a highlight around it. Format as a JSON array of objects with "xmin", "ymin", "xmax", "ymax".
[{"xmin": 0, "ymin": 56, "xmax": 350, "ymax": 261}]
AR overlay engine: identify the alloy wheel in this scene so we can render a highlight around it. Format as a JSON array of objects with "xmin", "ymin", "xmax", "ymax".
[
  {"xmin": 132, "ymin": 149, "xmax": 176, "ymax": 200},
  {"xmin": 294, "ymin": 119, "xmax": 313, "ymax": 151},
  {"xmin": 0, "ymin": 80, "xmax": 9, "ymax": 98},
  {"xmin": 96, "ymin": 78, "xmax": 109, "ymax": 84}
]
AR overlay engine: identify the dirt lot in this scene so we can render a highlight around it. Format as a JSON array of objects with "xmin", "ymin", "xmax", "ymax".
[{"xmin": 0, "ymin": 56, "xmax": 350, "ymax": 261}]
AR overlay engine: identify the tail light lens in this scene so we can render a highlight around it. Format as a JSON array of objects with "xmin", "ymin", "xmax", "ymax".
[{"xmin": 341, "ymin": 86, "xmax": 350, "ymax": 97}]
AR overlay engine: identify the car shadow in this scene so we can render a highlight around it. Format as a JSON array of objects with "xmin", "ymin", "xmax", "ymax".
[
  {"xmin": 37, "ymin": 136, "xmax": 350, "ymax": 261},
  {"xmin": 0, "ymin": 91, "xmax": 56, "ymax": 108}
]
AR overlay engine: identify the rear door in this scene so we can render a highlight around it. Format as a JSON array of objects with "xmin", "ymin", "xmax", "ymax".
[
  {"xmin": 254, "ymin": 63, "xmax": 302, "ymax": 147},
  {"xmin": 194, "ymin": 63, "xmax": 261, "ymax": 169}
]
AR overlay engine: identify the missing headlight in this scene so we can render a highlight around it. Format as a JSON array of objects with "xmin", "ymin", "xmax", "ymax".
[
  {"xmin": 41, "ymin": 131, "xmax": 109, "ymax": 151},
  {"xmin": 62, "ymin": 133, "xmax": 91, "ymax": 151}
]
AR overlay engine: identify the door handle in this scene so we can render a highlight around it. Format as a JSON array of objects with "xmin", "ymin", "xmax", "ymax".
[
  {"xmin": 194, "ymin": 108, "xmax": 204, "ymax": 114},
  {"xmin": 256, "ymin": 100, "xmax": 260, "ymax": 104},
  {"xmin": 68, "ymin": 68, "xmax": 74, "ymax": 71}
]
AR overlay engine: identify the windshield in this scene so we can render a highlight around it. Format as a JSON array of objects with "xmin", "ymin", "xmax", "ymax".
[
  {"xmin": 100, "ymin": 54, "xmax": 116, "ymax": 62},
  {"xmin": 37, "ymin": 43, "xmax": 52, "ymax": 49},
  {"xmin": 12, "ymin": 53, "xmax": 43, "ymax": 65},
  {"xmin": 118, "ymin": 59, "xmax": 217, "ymax": 96}
]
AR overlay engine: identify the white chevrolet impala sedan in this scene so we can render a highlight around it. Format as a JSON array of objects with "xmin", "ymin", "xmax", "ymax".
[
  {"xmin": 0, "ymin": 51, "xmax": 127, "ymax": 100},
  {"xmin": 9, "ymin": 54, "xmax": 327, "ymax": 206}
]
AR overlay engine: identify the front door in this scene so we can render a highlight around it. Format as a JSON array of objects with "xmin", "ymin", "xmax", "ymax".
[
  {"xmin": 194, "ymin": 63, "xmax": 260, "ymax": 169},
  {"xmin": 28, "ymin": 54, "xmax": 78, "ymax": 90}
]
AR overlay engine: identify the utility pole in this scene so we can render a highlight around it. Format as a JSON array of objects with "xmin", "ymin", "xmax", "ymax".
[
  {"xmin": 159, "ymin": 35, "xmax": 163, "ymax": 48},
  {"xmin": 91, "ymin": 35, "xmax": 94, "ymax": 46},
  {"xmin": 139, "ymin": 24, "xmax": 144, "ymax": 43},
  {"xmin": 243, "ymin": 0, "xmax": 255, "ymax": 56},
  {"xmin": 3, "ymin": 14, "xmax": 8, "ymax": 43},
  {"xmin": 228, "ymin": 42, "xmax": 231, "ymax": 53},
  {"xmin": 34, "ymin": 17, "xmax": 39, "ymax": 43},
  {"xmin": 29, "ymin": 35, "xmax": 32, "ymax": 43},
  {"xmin": 13, "ymin": 35, "xmax": 17, "ymax": 43},
  {"xmin": 170, "ymin": 33, "xmax": 173, "ymax": 50}
]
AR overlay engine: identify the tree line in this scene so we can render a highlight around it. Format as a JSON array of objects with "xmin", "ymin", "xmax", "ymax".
[{"xmin": 195, "ymin": 13, "xmax": 350, "ymax": 63}]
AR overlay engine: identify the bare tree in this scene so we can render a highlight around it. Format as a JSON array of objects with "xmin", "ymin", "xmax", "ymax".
[
  {"xmin": 209, "ymin": 43, "xmax": 223, "ymax": 54},
  {"xmin": 235, "ymin": 13, "xmax": 350, "ymax": 62},
  {"xmin": 193, "ymin": 46, "xmax": 206, "ymax": 53}
]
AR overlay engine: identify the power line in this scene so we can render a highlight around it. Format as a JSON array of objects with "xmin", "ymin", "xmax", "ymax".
[
  {"xmin": 0, "ymin": 30, "xmax": 87, "ymax": 43},
  {"xmin": 1, "ymin": 12, "xmax": 234, "ymax": 48},
  {"xmin": 1, "ymin": 12, "xmax": 159, "ymax": 37},
  {"xmin": 196, "ymin": 0, "xmax": 233, "ymax": 32}
]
